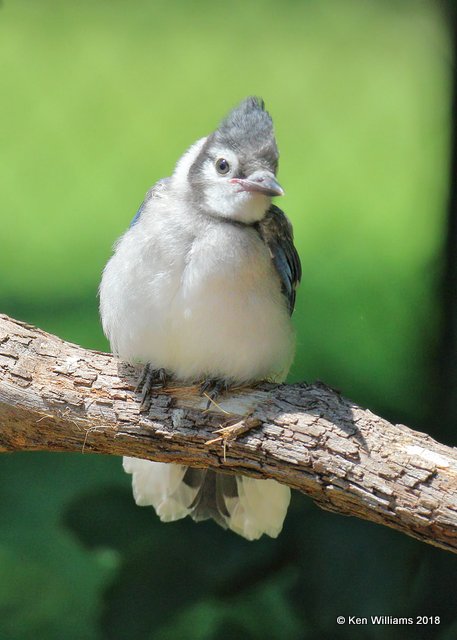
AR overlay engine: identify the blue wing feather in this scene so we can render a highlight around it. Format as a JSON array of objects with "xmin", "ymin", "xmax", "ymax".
[
  {"xmin": 129, "ymin": 205, "xmax": 143, "ymax": 228},
  {"xmin": 129, "ymin": 178, "xmax": 170, "ymax": 228}
]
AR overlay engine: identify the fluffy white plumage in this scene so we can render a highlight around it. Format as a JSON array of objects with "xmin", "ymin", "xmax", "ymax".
[
  {"xmin": 100, "ymin": 98, "xmax": 298, "ymax": 540},
  {"xmin": 100, "ymin": 139, "xmax": 294, "ymax": 381}
]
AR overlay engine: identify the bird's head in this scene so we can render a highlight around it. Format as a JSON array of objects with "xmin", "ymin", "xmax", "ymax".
[{"xmin": 173, "ymin": 97, "xmax": 283, "ymax": 224}]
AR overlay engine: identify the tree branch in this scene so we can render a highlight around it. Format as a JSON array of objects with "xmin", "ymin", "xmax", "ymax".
[{"xmin": 1, "ymin": 313, "xmax": 456, "ymax": 553}]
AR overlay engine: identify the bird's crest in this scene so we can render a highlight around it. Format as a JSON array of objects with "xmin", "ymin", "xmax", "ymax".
[{"xmin": 214, "ymin": 97, "xmax": 278, "ymax": 166}]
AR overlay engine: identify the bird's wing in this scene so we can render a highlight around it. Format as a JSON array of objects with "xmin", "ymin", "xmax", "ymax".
[
  {"xmin": 255, "ymin": 204, "xmax": 302, "ymax": 315},
  {"xmin": 129, "ymin": 177, "xmax": 170, "ymax": 227}
]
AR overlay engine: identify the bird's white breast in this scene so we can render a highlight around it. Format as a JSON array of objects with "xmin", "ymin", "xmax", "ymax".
[{"xmin": 100, "ymin": 198, "xmax": 294, "ymax": 384}]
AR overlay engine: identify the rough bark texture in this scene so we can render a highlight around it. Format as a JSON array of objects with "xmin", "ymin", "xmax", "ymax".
[{"xmin": 1, "ymin": 313, "xmax": 457, "ymax": 553}]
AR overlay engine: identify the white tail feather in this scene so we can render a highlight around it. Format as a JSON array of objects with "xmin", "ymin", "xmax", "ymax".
[
  {"xmin": 123, "ymin": 457, "xmax": 290, "ymax": 540},
  {"xmin": 123, "ymin": 457, "xmax": 199, "ymax": 522}
]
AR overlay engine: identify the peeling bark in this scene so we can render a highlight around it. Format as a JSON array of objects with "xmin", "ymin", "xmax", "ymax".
[{"xmin": 0, "ymin": 313, "xmax": 457, "ymax": 553}]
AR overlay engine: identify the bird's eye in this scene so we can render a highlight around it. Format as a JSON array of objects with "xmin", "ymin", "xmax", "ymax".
[{"xmin": 215, "ymin": 158, "xmax": 230, "ymax": 175}]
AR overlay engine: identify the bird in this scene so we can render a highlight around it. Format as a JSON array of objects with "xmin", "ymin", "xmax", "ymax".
[{"xmin": 99, "ymin": 97, "xmax": 301, "ymax": 540}]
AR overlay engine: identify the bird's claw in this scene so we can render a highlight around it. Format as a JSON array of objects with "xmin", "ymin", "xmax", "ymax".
[
  {"xmin": 199, "ymin": 378, "xmax": 231, "ymax": 409},
  {"xmin": 136, "ymin": 364, "xmax": 168, "ymax": 412}
]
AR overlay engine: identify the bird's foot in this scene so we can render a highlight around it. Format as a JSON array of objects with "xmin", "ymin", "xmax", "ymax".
[
  {"xmin": 136, "ymin": 364, "xmax": 169, "ymax": 412},
  {"xmin": 199, "ymin": 378, "xmax": 231, "ymax": 409}
]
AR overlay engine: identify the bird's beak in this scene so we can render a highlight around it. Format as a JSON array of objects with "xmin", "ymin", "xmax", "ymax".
[{"xmin": 230, "ymin": 172, "xmax": 284, "ymax": 197}]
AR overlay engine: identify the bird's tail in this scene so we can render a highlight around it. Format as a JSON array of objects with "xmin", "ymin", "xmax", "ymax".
[{"xmin": 123, "ymin": 457, "xmax": 290, "ymax": 541}]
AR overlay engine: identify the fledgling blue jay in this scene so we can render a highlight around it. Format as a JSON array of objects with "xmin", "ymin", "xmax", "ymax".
[{"xmin": 99, "ymin": 97, "xmax": 301, "ymax": 540}]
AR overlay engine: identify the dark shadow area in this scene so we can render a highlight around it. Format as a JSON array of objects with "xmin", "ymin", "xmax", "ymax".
[
  {"xmin": 283, "ymin": 381, "xmax": 369, "ymax": 450},
  {"xmin": 62, "ymin": 484, "xmax": 457, "ymax": 640},
  {"xmin": 435, "ymin": 1, "xmax": 457, "ymax": 437}
]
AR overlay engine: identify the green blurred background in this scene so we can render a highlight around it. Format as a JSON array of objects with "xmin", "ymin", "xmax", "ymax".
[{"xmin": 1, "ymin": 0, "xmax": 456, "ymax": 638}]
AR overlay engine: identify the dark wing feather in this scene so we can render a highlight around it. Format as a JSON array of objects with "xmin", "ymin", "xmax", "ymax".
[
  {"xmin": 256, "ymin": 204, "xmax": 301, "ymax": 315},
  {"xmin": 129, "ymin": 177, "xmax": 170, "ymax": 227}
]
